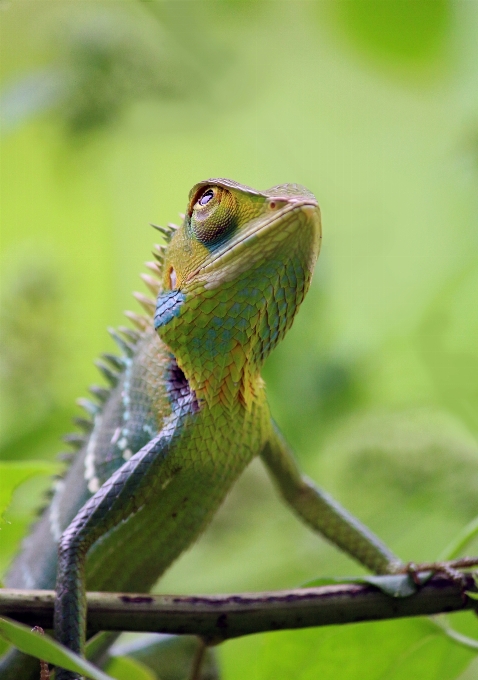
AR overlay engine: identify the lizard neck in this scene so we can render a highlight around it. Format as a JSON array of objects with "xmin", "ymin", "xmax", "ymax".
[
  {"xmin": 158, "ymin": 281, "xmax": 272, "ymax": 411},
  {"xmin": 174, "ymin": 345, "xmax": 265, "ymax": 411},
  {"xmin": 157, "ymin": 252, "xmax": 313, "ymax": 411}
]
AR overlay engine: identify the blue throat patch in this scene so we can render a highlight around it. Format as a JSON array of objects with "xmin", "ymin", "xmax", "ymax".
[{"xmin": 154, "ymin": 290, "xmax": 185, "ymax": 330}]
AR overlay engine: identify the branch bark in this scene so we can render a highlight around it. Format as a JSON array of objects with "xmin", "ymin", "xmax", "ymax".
[{"xmin": 1, "ymin": 572, "xmax": 477, "ymax": 641}]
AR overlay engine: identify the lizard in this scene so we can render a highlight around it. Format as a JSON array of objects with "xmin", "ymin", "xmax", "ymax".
[{"xmin": 1, "ymin": 178, "xmax": 404, "ymax": 680}]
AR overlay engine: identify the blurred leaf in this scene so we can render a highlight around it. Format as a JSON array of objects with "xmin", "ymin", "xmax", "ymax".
[
  {"xmin": 0, "ymin": 4, "xmax": 214, "ymax": 136},
  {"xmin": 0, "ymin": 69, "xmax": 66, "ymax": 132},
  {"xmin": 110, "ymin": 633, "xmax": 220, "ymax": 680},
  {"xmin": 331, "ymin": 0, "xmax": 451, "ymax": 64},
  {"xmin": 106, "ymin": 655, "xmax": 156, "ymax": 680},
  {"xmin": 56, "ymin": 7, "xmax": 188, "ymax": 134},
  {"xmin": 0, "ymin": 409, "xmax": 73, "ymax": 462},
  {"xmin": 417, "ymin": 261, "xmax": 478, "ymax": 436},
  {"xmin": 302, "ymin": 572, "xmax": 432, "ymax": 597},
  {"xmin": 439, "ymin": 516, "xmax": 478, "ymax": 561},
  {"xmin": 432, "ymin": 617, "xmax": 478, "ymax": 653},
  {"xmin": 465, "ymin": 591, "xmax": 478, "ymax": 601},
  {"xmin": 364, "ymin": 571, "xmax": 432, "ymax": 598},
  {"xmin": 220, "ymin": 617, "xmax": 476, "ymax": 680},
  {"xmin": 321, "ymin": 408, "xmax": 478, "ymax": 521},
  {"xmin": 0, "ymin": 616, "xmax": 114, "ymax": 680},
  {"xmin": 0, "ymin": 258, "xmax": 63, "ymax": 421},
  {"xmin": 264, "ymin": 280, "xmax": 362, "ymax": 451},
  {"xmin": 0, "ymin": 457, "xmax": 64, "ymax": 579},
  {"xmin": 0, "ymin": 460, "xmax": 60, "ymax": 522}
]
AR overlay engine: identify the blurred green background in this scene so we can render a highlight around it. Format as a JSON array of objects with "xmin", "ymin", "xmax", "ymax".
[{"xmin": 2, "ymin": 1, "xmax": 478, "ymax": 678}]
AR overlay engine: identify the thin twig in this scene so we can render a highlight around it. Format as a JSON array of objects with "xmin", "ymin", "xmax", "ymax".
[
  {"xmin": 189, "ymin": 638, "xmax": 206, "ymax": 680},
  {"xmin": 32, "ymin": 626, "xmax": 50, "ymax": 680}
]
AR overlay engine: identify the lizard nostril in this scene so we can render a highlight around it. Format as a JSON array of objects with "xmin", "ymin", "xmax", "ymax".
[{"xmin": 268, "ymin": 199, "xmax": 288, "ymax": 211}]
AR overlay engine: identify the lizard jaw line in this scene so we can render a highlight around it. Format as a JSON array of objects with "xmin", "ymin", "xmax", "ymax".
[{"xmin": 186, "ymin": 199, "xmax": 320, "ymax": 284}]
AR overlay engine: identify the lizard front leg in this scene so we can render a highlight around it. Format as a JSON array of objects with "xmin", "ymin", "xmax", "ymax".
[
  {"xmin": 55, "ymin": 429, "xmax": 175, "ymax": 680},
  {"xmin": 260, "ymin": 425, "xmax": 403, "ymax": 575}
]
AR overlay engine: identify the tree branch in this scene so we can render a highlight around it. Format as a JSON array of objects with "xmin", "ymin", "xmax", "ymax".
[{"xmin": 1, "ymin": 572, "xmax": 477, "ymax": 641}]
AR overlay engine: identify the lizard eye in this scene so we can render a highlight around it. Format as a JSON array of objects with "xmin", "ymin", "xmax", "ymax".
[
  {"xmin": 194, "ymin": 187, "xmax": 216, "ymax": 210},
  {"xmin": 190, "ymin": 186, "xmax": 237, "ymax": 246},
  {"xmin": 198, "ymin": 189, "xmax": 214, "ymax": 206}
]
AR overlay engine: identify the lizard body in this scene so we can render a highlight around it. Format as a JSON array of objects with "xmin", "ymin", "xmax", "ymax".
[{"xmin": 1, "ymin": 179, "xmax": 402, "ymax": 679}]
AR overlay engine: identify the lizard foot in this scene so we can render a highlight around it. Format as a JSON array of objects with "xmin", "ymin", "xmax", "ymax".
[{"xmin": 401, "ymin": 557, "xmax": 478, "ymax": 603}]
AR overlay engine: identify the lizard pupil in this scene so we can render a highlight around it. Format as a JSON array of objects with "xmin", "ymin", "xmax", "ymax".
[{"xmin": 199, "ymin": 189, "xmax": 214, "ymax": 206}]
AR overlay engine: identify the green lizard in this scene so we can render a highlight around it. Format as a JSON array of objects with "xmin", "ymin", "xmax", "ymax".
[{"xmin": 1, "ymin": 178, "xmax": 403, "ymax": 680}]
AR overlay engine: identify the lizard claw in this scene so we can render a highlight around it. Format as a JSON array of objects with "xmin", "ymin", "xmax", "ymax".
[
  {"xmin": 398, "ymin": 557, "xmax": 478, "ymax": 603},
  {"xmin": 404, "ymin": 562, "xmax": 423, "ymax": 587}
]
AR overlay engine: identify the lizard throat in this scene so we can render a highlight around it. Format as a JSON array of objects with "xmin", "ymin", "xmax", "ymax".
[
  {"xmin": 166, "ymin": 356, "xmax": 199, "ymax": 414},
  {"xmin": 170, "ymin": 345, "xmax": 265, "ymax": 412}
]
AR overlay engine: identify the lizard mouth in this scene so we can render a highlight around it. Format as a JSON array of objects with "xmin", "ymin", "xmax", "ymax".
[{"xmin": 184, "ymin": 199, "xmax": 321, "ymax": 289}]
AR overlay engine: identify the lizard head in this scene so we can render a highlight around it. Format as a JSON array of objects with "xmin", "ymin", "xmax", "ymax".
[{"xmin": 154, "ymin": 178, "xmax": 321, "ymax": 406}]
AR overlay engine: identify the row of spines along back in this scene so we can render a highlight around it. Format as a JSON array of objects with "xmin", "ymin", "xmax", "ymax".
[{"xmin": 56, "ymin": 219, "xmax": 180, "ymax": 471}]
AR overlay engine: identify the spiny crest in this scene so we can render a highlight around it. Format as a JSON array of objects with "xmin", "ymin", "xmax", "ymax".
[
  {"xmin": 74, "ymin": 417, "xmax": 94, "ymax": 433},
  {"xmin": 130, "ymin": 261, "xmax": 162, "ymax": 320},
  {"xmin": 57, "ymin": 451, "xmax": 75, "ymax": 463},
  {"xmin": 95, "ymin": 359, "xmax": 120, "ymax": 386},
  {"xmin": 133, "ymin": 291, "xmax": 155, "ymax": 316},
  {"xmin": 102, "ymin": 352, "xmax": 126, "ymax": 371},
  {"xmin": 92, "ymin": 323, "xmax": 143, "ymax": 390},
  {"xmin": 48, "ymin": 226, "xmax": 171, "ymax": 515},
  {"xmin": 150, "ymin": 221, "xmax": 179, "ymax": 243},
  {"xmin": 63, "ymin": 433, "xmax": 86, "ymax": 450},
  {"xmin": 145, "ymin": 260, "xmax": 162, "ymax": 276},
  {"xmin": 140, "ymin": 273, "xmax": 161, "ymax": 296},
  {"xmin": 59, "ymin": 233, "xmax": 167, "ymax": 462},
  {"xmin": 149, "ymin": 220, "xmax": 178, "ymax": 280},
  {"xmin": 89, "ymin": 384, "xmax": 110, "ymax": 402},
  {"xmin": 153, "ymin": 243, "xmax": 167, "ymax": 266},
  {"xmin": 33, "ymin": 484, "xmax": 60, "ymax": 519},
  {"xmin": 124, "ymin": 310, "xmax": 149, "ymax": 331},
  {"xmin": 76, "ymin": 397, "xmax": 100, "ymax": 418},
  {"xmin": 132, "ymin": 238, "xmax": 167, "ymax": 320},
  {"xmin": 118, "ymin": 325, "xmax": 141, "ymax": 343},
  {"xmin": 108, "ymin": 327, "xmax": 136, "ymax": 357}
]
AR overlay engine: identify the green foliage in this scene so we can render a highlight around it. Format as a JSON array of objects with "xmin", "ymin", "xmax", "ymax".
[
  {"xmin": 106, "ymin": 655, "xmax": 157, "ymax": 680},
  {"xmin": 331, "ymin": 0, "xmax": 451, "ymax": 64},
  {"xmin": 220, "ymin": 618, "xmax": 475, "ymax": 680},
  {"xmin": 0, "ymin": 460, "xmax": 60, "ymax": 522},
  {"xmin": 2, "ymin": 0, "xmax": 478, "ymax": 677},
  {"xmin": 0, "ymin": 460, "xmax": 62, "ymax": 578},
  {"xmin": 108, "ymin": 633, "xmax": 220, "ymax": 680},
  {"xmin": 0, "ymin": 617, "xmax": 114, "ymax": 680}
]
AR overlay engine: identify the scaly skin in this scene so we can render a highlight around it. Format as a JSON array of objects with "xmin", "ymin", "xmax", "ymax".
[{"xmin": 1, "ymin": 179, "xmax": 402, "ymax": 680}]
